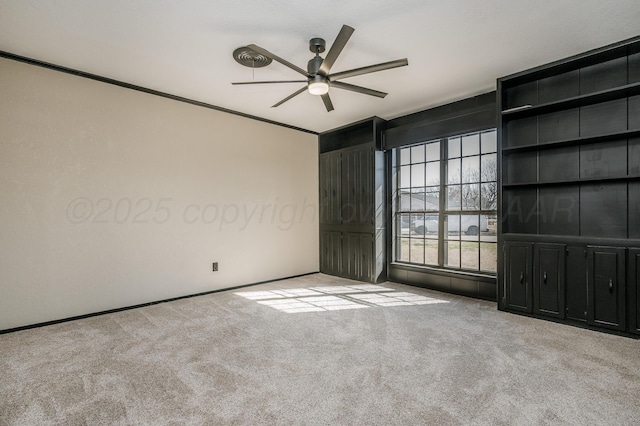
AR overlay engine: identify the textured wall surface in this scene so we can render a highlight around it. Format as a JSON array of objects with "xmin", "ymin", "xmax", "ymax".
[{"xmin": 0, "ymin": 57, "xmax": 318, "ymax": 330}]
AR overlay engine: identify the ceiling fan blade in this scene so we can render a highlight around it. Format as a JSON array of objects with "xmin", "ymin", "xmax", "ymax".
[
  {"xmin": 232, "ymin": 80, "xmax": 307, "ymax": 85},
  {"xmin": 321, "ymin": 93, "xmax": 334, "ymax": 112},
  {"xmin": 318, "ymin": 24, "xmax": 355, "ymax": 77},
  {"xmin": 272, "ymin": 86, "xmax": 307, "ymax": 108},
  {"xmin": 330, "ymin": 81, "xmax": 387, "ymax": 98},
  {"xmin": 329, "ymin": 58, "xmax": 408, "ymax": 81},
  {"xmin": 248, "ymin": 44, "xmax": 309, "ymax": 77}
]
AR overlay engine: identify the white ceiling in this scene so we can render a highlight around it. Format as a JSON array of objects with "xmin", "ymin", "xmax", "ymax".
[{"xmin": 1, "ymin": 0, "xmax": 639, "ymax": 133}]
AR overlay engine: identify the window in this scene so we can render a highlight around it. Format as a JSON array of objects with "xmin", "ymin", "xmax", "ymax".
[{"xmin": 393, "ymin": 129, "xmax": 497, "ymax": 273}]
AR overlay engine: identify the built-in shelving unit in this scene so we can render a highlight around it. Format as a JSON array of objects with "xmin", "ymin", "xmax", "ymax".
[{"xmin": 497, "ymin": 35, "xmax": 640, "ymax": 336}]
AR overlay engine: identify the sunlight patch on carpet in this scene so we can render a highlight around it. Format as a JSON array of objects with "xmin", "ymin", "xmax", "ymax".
[{"xmin": 234, "ymin": 285, "xmax": 449, "ymax": 313}]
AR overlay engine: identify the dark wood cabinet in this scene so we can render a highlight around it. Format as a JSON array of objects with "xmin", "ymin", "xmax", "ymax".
[
  {"xmin": 341, "ymin": 147, "xmax": 373, "ymax": 226},
  {"xmin": 630, "ymin": 248, "xmax": 640, "ymax": 334},
  {"xmin": 565, "ymin": 246, "xmax": 588, "ymax": 322},
  {"xmin": 320, "ymin": 231, "xmax": 342, "ymax": 276},
  {"xmin": 503, "ymin": 242, "xmax": 566, "ymax": 318},
  {"xmin": 504, "ymin": 242, "xmax": 532, "ymax": 313},
  {"xmin": 587, "ymin": 246, "xmax": 626, "ymax": 331},
  {"xmin": 498, "ymin": 36, "xmax": 640, "ymax": 336},
  {"xmin": 319, "ymin": 153, "xmax": 341, "ymax": 225},
  {"xmin": 318, "ymin": 117, "xmax": 386, "ymax": 283},
  {"xmin": 533, "ymin": 243, "xmax": 566, "ymax": 319},
  {"xmin": 344, "ymin": 232, "xmax": 373, "ymax": 281}
]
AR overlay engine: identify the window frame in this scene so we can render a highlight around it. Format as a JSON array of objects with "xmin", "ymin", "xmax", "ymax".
[{"xmin": 393, "ymin": 129, "xmax": 498, "ymax": 274}]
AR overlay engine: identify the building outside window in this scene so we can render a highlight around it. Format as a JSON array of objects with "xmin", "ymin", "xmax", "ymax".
[{"xmin": 393, "ymin": 129, "xmax": 497, "ymax": 273}]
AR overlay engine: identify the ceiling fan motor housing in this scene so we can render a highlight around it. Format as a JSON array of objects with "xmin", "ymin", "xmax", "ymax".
[{"xmin": 307, "ymin": 56, "xmax": 324, "ymax": 75}]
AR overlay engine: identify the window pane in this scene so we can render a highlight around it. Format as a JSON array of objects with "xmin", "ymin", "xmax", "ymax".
[
  {"xmin": 448, "ymin": 137, "xmax": 461, "ymax": 158},
  {"xmin": 399, "ymin": 190, "xmax": 411, "ymax": 211},
  {"xmin": 400, "ymin": 165, "xmax": 410, "ymax": 188},
  {"xmin": 415, "ymin": 214, "xmax": 438, "ymax": 237},
  {"xmin": 480, "ymin": 242, "xmax": 497, "ymax": 272},
  {"xmin": 481, "ymin": 214, "xmax": 497, "ymax": 242},
  {"xmin": 425, "ymin": 162, "xmax": 440, "ymax": 185},
  {"xmin": 461, "ymin": 242, "xmax": 479, "ymax": 270},
  {"xmin": 445, "ymin": 215, "xmax": 460, "ymax": 240},
  {"xmin": 481, "ymin": 183, "xmax": 497, "ymax": 210},
  {"xmin": 461, "ymin": 133, "xmax": 480, "ymax": 157},
  {"xmin": 399, "ymin": 213, "xmax": 412, "ymax": 236},
  {"xmin": 461, "ymin": 184, "xmax": 481, "ymax": 210},
  {"xmin": 410, "ymin": 214, "xmax": 423, "ymax": 235},
  {"xmin": 410, "ymin": 239, "xmax": 425, "ymax": 263},
  {"xmin": 425, "ymin": 186, "xmax": 440, "ymax": 211},
  {"xmin": 425, "ymin": 239, "xmax": 438, "ymax": 265},
  {"xmin": 400, "ymin": 148, "xmax": 411, "ymax": 165},
  {"xmin": 460, "ymin": 215, "xmax": 480, "ymax": 239},
  {"xmin": 411, "ymin": 163, "xmax": 425, "ymax": 187},
  {"xmin": 447, "ymin": 186, "xmax": 461, "ymax": 210},
  {"xmin": 410, "ymin": 213, "xmax": 425, "ymax": 236},
  {"xmin": 426, "ymin": 141, "xmax": 440, "ymax": 161},
  {"xmin": 411, "ymin": 145, "xmax": 425, "ymax": 163},
  {"xmin": 410, "ymin": 189, "xmax": 425, "ymax": 212},
  {"xmin": 399, "ymin": 238, "xmax": 410, "ymax": 262},
  {"xmin": 445, "ymin": 241, "xmax": 460, "ymax": 268},
  {"xmin": 481, "ymin": 154, "xmax": 497, "ymax": 182},
  {"xmin": 481, "ymin": 130, "xmax": 497, "ymax": 154},
  {"xmin": 461, "ymin": 156, "xmax": 480, "ymax": 183},
  {"xmin": 447, "ymin": 159, "xmax": 460, "ymax": 184}
]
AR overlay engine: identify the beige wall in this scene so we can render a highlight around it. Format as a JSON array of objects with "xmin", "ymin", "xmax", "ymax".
[{"xmin": 0, "ymin": 57, "xmax": 319, "ymax": 330}]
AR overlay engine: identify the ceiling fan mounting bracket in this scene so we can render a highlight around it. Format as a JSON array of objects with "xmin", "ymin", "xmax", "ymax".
[{"xmin": 309, "ymin": 38, "xmax": 326, "ymax": 54}]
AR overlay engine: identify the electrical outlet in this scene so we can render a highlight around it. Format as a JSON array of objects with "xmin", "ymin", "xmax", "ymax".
[{"xmin": 212, "ymin": 262, "xmax": 218, "ymax": 272}]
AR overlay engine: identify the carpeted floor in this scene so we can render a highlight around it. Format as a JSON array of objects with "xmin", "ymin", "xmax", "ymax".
[{"xmin": 1, "ymin": 273, "xmax": 639, "ymax": 425}]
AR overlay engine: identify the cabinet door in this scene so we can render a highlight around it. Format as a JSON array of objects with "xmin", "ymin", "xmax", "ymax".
[
  {"xmin": 319, "ymin": 153, "xmax": 342, "ymax": 225},
  {"xmin": 320, "ymin": 231, "xmax": 342, "ymax": 276},
  {"xmin": 341, "ymin": 151, "xmax": 358, "ymax": 225},
  {"xmin": 505, "ymin": 242, "xmax": 533, "ymax": 313},
  {"xmin": 629, "ymin": 248, "xmax": 640, "ymax": 334},
  {"xmin": 319, "ymin": 155, "xmax": 330, "ymax": 224},
  {"xmin": 533, "ymin": 243, "xmax": 566, "ymax": 318},
  {"xmin": 344, "ymin": 232, "xmax": 361, "ymax": 279},
  {"xmin": 587, "ymin": 246, "xmax": 626, "ymax": 331},
  {"xmin": 343, "ymin": 232, "xmax": 374, "ymax": 282},
  {"xmin": 565, "ymin": 246, "xmax": 588, "ymax": 322},
  {"xmin": 359, "ymin": 233, "xmax": 374, "ymax": 282},
  {"xmin": 357, "ymin": 147, "xmax": 373, "ymax": 226}
]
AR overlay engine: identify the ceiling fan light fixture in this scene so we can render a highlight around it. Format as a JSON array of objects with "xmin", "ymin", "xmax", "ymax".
[{"xmin": 308, "ymin": 76, "xmax": 329, "ymax": 95}]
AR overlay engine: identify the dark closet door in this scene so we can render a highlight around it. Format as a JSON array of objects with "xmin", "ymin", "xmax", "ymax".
[
  {"xmin": 587, "ymin": 246, "xmax": 626, "ymax": 331},
  {"xmin": 343, "ymin": 232, "xmax": 374, "ymax": 282},
  {"xmin": 357, "ymin": 147, "xmax": 373, "ymax": 226},
  {"xmin": 344, "ymin": 232, "xmax": 361, "ymax": 279},
  {"xmin": 359, "ymin": 233, "xmax": 374, "ymax": 282},
  {"xmin": 319, "ymin": 153, "xmax": 342, "ymax": 225},
  {"xmin": 341, "ymin": 150, "xmax": 358, "ymax": 225},
  {"xmin": 320, "ymin": 231, "xmax": 343, "ymax": 276},
  {"xmin": 505, "ymin": 242, "xmax": 533, "ymax": 313},
  {"xmin": 629, "ymin": 248, "xmax": 640, "ymax": 334},
  {"xmin": 533, "ymin": 243, "xmax": 566, "ymax": 318}
]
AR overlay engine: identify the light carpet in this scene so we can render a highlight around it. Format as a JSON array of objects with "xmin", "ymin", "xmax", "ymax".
[{"xmin": 1, "ymin": 273, "xmax": 639, "ymax": 425}]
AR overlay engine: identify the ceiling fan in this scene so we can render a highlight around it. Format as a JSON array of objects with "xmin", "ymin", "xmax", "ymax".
[{"xmin": 231, "ymin": 24, "xmax": 408, "ymax": 112}]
